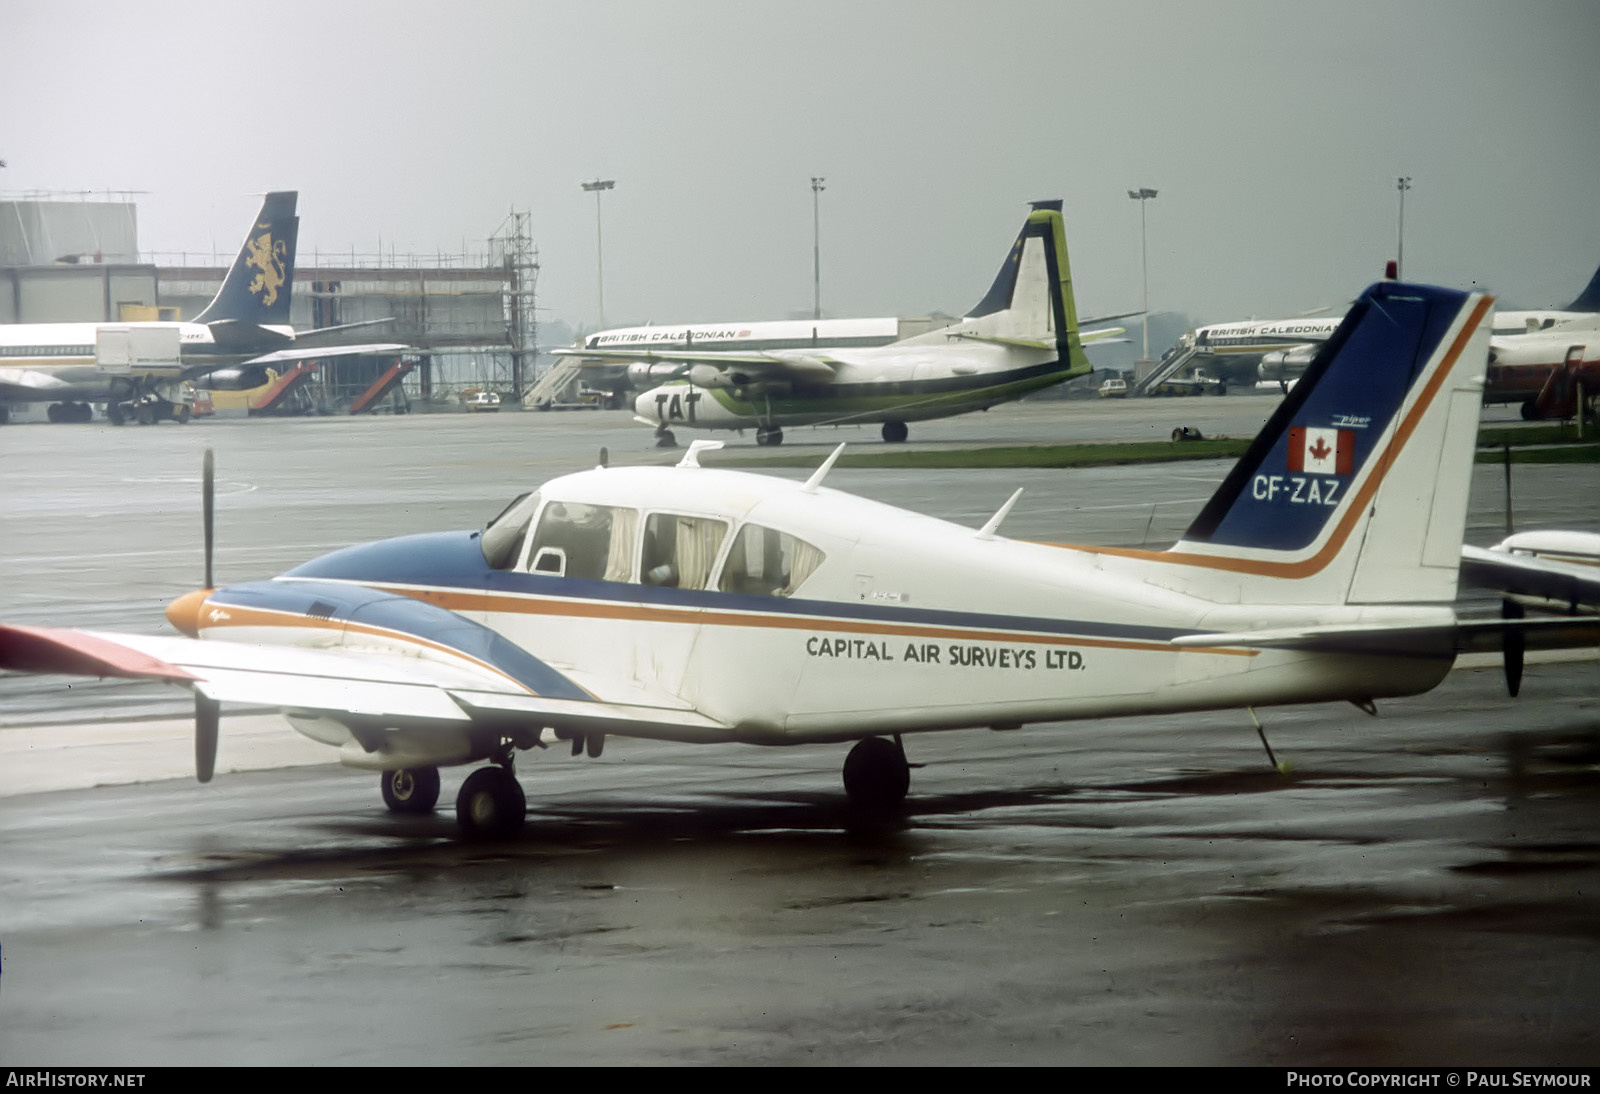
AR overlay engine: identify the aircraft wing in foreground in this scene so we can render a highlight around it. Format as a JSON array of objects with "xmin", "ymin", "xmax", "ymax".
[{"xmin": 6, "ymin": 277, "xmax": 1599, "ymax": 839}]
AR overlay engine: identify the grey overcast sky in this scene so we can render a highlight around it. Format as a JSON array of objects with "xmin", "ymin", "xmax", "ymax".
[{"xmin": 4, "ymin": 0, "xmax": 1598, "ymax": 335}]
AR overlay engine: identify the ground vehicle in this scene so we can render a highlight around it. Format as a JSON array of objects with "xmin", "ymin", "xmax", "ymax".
[{"xmin": 464, "ymin": 391, "xmax": 502, "ymax": 413}]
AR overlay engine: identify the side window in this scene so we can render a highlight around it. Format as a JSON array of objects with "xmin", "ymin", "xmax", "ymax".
[
  {"xmin": 527, "ymin": 502, "xmax": 637, "ymax": 581},
  {"xmin": 641, "ymin": 513, "xmax": 728, "ymax": 590},
  {"xmin": 718, "ymin": 524, "xmax": 825, "ymax": 597}
]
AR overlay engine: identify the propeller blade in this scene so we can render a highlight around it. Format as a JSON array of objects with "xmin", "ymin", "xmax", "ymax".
[
  {"xmin": 195, "ymin": 692, "xmax": 220, "ymax": 783},
  {"xmin": 1502, "ymin": 598, "xmax": 1525, "ymax": 698},
  {"xmin": 202, "ymin": 448, "xmax": 215, "ymax": 590}
]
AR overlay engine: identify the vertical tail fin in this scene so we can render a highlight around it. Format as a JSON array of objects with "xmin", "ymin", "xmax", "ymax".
[
  {"xmin": 192, "ymin": 191, "xmax": 298, "ymax": 326},
  {"xmin": 1566, "ymin": 263, "xmax": 1600, "ymax": 312},
  {"xmin": 1142, "ymin": 281, "xmax": 1492, "ymax": 605},
  {"xmin": 916, "ymin": 201, "xmax": 1090, "ymax": 376}
]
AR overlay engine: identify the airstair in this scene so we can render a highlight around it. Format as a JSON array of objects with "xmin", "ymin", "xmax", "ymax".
[
  {"xmin": 522, "ymin": 355, "xmax": 584, "ymax": 408},
  {"xmin": 250, "ymin": 362, "xmax": 319, "ymax": 414},
  {"xmin": 1131, "ymin": 342, "xmax": 1201, "ymax": 396},
  {"xmin": 348, "ymin": 355, "xmax": 415, "ymax": 414}
]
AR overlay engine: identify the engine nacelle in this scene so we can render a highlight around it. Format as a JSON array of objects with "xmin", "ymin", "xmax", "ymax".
[
  {"xmin": 626, "ymin": 362, "xmax": 687, "ymax": 387},
  {"xmin": 1258, "ymin": 344, "xmax": 1318, "ymax": 381},
  {"xmin": 196, "ymin": 366, "xmax": 272, "ymax": 391}
]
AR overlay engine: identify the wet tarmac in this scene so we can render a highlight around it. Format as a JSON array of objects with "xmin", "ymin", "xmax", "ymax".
[{"xmin": 1, "ymin": 400, "xmax": 1597, "ymax": 1065}]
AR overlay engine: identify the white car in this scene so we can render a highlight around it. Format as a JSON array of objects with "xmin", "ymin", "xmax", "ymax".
[{"xmin": 464, "ymin": 391, "xmax": 502, "ymax": 413}]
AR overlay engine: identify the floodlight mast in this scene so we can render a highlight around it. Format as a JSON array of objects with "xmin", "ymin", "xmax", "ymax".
[
  {"xmin": 1396, "ymin": 176, "xmax": 1412, "ymax": 280},
  {"xmin": 811, "ymin": 177, "xmax": 826, "ymax": 321},
  {"xmin": 1127, "ymin": 188, "xmax": 1158, "ymax": 360},
  {"xmin": 582, "ymin": 179, "xmax": 616, "ymax": 329}
]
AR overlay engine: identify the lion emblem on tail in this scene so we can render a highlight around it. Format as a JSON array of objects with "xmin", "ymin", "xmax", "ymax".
[{"xmin": 245, "ymin": 225, "xmax": 288, "ymax": 307}]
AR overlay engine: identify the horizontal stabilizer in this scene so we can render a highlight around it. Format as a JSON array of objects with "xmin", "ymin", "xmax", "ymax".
[{"xmin": 1171, "ymin": 615, "xmax": 1600, "ymax": 655}]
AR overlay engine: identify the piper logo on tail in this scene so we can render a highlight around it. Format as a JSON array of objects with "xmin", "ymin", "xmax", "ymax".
[{"xmin": 1288, "ymin": 427, "xmax": 1354, "ymax": 475}]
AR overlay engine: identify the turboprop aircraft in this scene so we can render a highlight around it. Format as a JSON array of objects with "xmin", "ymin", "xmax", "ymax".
[
  {"xmin": 553, "ymin": 200, "xmax": 1115, "ymax": 447},
  {"xmin": 0, "ymin": 191, "xmax": 406, "ymax": 425},
  {"xmin": 5, "ymin": 277, "xmax": 1595, "ymax": 840}
]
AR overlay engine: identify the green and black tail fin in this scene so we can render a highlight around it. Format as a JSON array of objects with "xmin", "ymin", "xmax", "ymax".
[{"xmin": 948, "ymin": 200, "xmax": 1090, "ymax": 376}]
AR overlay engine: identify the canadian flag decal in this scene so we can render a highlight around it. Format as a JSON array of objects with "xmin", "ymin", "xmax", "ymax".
[{"xmin": 1287, "ymin": 426, "xmax": 1354, "ymax": 475}]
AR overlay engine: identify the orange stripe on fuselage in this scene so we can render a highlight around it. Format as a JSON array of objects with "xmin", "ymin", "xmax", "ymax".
[
  {"xmin": 357, "ymin": 584, "xmax": 1259, "ymax": 658},
  {"xmin": 1046, "ymin": 295, "xmax": 1494, "ymax": 579}
]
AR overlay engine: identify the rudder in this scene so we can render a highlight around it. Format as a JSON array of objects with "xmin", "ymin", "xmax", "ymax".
[
  {"xmin": 1159, "ymin": 281, "xmax": 1492, "ymax": 605},
  {"xmin": 192, "ymin": 191, "xmax": 299, "ymax": 326}
]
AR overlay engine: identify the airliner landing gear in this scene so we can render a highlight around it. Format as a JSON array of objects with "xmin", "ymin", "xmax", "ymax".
[
  {"xmin": 654, "ymin": 425, "xmax": 678, "ymax": 449},
  {"xmin": 755, "ymin": 425, "xmax": 784, "ymax": 446},
  {"xmin": 455, "ymin": 765, "xmax": 527, "ymax": 839},
  {"xmin": 842, "ymin": 736, "xmax": 910, "ymax": 809},
  {"xmin": 881, "ymin": 420, "xmax": 909, "ymax": 443},
  {"xmin": 380, "ymin": 766, "xmax": 441, "ymax": 814}
]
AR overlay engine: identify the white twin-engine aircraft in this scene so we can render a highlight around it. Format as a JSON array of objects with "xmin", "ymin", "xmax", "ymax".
[
  {"xmin": 555, "ymin": 200, "xmax": 1102, "ymax": 447},
  {"xmin": 3, "ymin": 279, "xmax": 1587, "ymax": 838}
]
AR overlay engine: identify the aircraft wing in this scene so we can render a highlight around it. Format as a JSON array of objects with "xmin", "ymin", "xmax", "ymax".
[
  {"xmin": 1460, "ymin": 544, "xmax": 1600, "ymax": 612},
  {"xmin": 0, "ymin": 623, "xmax": 729, "ymax": 743},
  {"xmin": 238, "ymin": 343, "xmax": 412, "ymax": 367},
  {"xmin": 553, "ymin": 346, "xmax": 840, "ymax": 383},
  {"xmin": 288, "ymin": 319, "xmax": 397, "ymax": 347}
]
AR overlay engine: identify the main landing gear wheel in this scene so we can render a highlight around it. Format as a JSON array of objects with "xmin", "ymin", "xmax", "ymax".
[
  {"xmin": 842, "ymin": 736, "xmax": 910, "ymax": 809},
  {"xmin": 455, "ymin": 766, "xmax": 526, "ymax": 839},
  {"xmin": 881, "ymin": 420, "xmax": 909, "ymax": 443},
  {"xmin": 380, "ymin": 766, "xmax": 441, "ymax": 814},
  {"xmin": 755, "ymin": 425, "xmax": 784, "ymax": 446}
]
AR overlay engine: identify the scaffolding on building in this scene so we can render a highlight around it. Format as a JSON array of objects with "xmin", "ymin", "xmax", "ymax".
[{"xmin": 145, "ymin": 209, "xmax": 541, "ymax": 409}]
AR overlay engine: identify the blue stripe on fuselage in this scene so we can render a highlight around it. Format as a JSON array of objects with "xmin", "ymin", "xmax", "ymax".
[{"xmin": 283, "ymin": 531, "xmax": 1195, "ymax": 645}]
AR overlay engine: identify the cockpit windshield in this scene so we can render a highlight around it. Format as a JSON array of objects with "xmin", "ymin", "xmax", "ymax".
[{"xmin": 481, "ymin": 491, "xmax": 541, "ymax": 570}]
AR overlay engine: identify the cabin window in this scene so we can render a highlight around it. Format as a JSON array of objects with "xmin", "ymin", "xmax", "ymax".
[
  {"xmin": 641, "ymin": 513, "xmax": 728, "ymax": 590},
  {"xmin": 528, "ymin": 502, "xmax": 637, "ymax": 581},
  {"xmin": 718, "ymin": 524, "xmax": 825, "ymax": 597},
  {"xmin": 481, "ymin": 491, "xmax": 541, "ymax": 570}
]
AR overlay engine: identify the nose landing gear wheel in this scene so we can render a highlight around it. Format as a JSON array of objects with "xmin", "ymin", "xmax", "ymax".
[
  {"xmin": 455, "ymin": 766, "xmax": 526, "ymax": 839},
  {"xmin": 655, "ymin": 427, "xmax": 678, "ymax": 449},
  {"xmin": 881, "ymin": 420, "xmax": 909, "ymax": 443},
  {"xmin": 842, "ymin": 736, "xmax": 910, "ymax": 809},
  {"xmin": 380, "ymin": 767, "xmax": 441, "ymax": 814}
]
